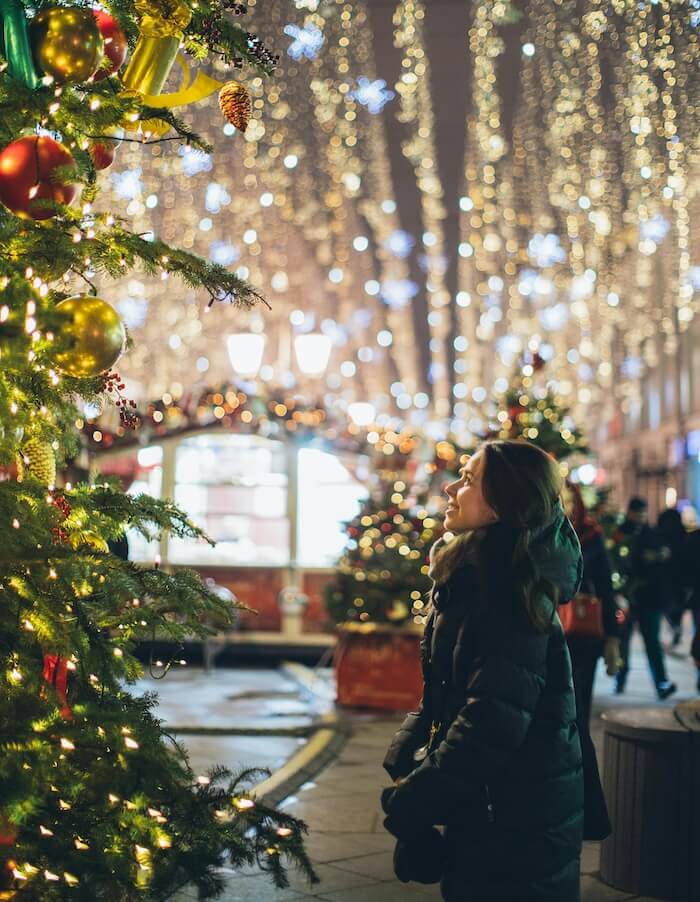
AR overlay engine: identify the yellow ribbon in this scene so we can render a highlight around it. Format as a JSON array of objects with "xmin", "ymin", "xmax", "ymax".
[
  {"xmin": 143, "ymin": 56, "xmax": 226, "ymax": 109},
  {"xmin": 139, "ymin": 55, "xmax": 229, "ymax": 137}
]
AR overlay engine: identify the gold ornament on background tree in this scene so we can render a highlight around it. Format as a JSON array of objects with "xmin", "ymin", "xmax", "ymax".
[
  {"xmin": 219, "ymin": 81, "xmax": 252, "ymax": 131},
  {"xmin": 53, "ymin": 295, "xmax": 126, "ymax": 378},
  {"xmin": 29, "ymin": 7, "xmax": 104, "ymax": 84},
  {"xmin": 17, "ymin": 437, "xmax": 56, "ymax": 486},
  {"xmin": 385, "ymin": 600, "xmax": 409, "ymax": 622}
]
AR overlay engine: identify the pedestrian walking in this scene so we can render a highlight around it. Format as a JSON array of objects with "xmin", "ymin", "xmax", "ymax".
[
  {"xmin": 381, "ymin": 440, "xmax": 584, "ymax": 902},
  {"xmin": 561, "ymin": 481, "xmax": 622, "ymax": 841},
  {"xmin": 657, "ymin": 507, "xmax": 689, "ymax": 647},
  {"xmin": 611, "ymin": 497, "xmax": 676, "ymax": 699},
  {"xmin": 683, "ymin": 513, "xmax": 700, "ymax": 692}
]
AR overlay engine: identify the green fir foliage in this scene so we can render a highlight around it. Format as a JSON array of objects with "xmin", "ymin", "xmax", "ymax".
[{"xmin": 0, "ymin": 1, "xmax": 317, "ymax": 898}]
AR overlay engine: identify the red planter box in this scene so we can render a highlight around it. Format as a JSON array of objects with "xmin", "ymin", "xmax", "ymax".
[{"xmin": 335, "ymin": 627, "xmax": 423, "ymax": 712}]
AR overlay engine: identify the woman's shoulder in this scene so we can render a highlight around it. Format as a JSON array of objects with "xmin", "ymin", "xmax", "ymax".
[{"xmin": 474, "ymin": 601, "xmax": 554, "ymax": 651}]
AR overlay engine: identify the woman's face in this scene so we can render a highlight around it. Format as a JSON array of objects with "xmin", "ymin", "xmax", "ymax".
[{"xmin": 444, "ymin": 452, "xmax": 499, "ymax": 533}]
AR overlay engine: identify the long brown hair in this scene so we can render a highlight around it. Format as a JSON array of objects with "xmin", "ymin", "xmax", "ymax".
[{"xmin": 430, "ymin": 440, "xmax": 563, "ymax": 631}]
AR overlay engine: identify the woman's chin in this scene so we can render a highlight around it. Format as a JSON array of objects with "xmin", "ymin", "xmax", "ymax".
[{"xmin": 443, "ymin": 511, "xmax": 457, "ymax": 530}]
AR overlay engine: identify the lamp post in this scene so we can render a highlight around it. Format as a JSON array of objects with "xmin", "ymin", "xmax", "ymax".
[
  {"xmin": 348, "ymin": 401, "xmax": 376, "ymax": 427},
  {"xmin": 293, "ymin": 332, "xmax": 332, "ymax": 377},
  {"xmin": 226, "ymin": 332, "xmax": 265, "ymax": 379}
]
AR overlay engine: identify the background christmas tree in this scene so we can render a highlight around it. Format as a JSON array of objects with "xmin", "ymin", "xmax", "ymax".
[
  {"xmin": 483, "ymin": 354, "xmax": 588, "ymax": 460},
  {"xmin": 325, "ymin": 442, "xmax": 439, "ymax": 628},
  {"xmin": 0, "ymin": 1, "xmax": 316, "ymax": 898}
]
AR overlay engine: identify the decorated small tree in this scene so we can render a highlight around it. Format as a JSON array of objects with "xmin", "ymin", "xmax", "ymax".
[
  {"xmin": 0, "ymin": 1, "xmax": 316, "ymax": 897},
  {"xmin": 325, "ymin": 441, "xmax": 439, "ymax": 628},
  {"xmin": 478, "ymin": 355, "xmax": 588, "ymax": 459}
]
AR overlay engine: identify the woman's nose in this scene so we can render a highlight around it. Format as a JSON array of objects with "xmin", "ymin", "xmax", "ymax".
[{"xmin": 444, "ymin": 481, "xmax": 456, "ymax": 498}]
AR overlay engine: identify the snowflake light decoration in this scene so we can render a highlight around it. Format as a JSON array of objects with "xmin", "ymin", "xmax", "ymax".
[
  {"xmin": 179, "ymin": 148, "xmax": 212, "ymax": 177},
  {"xmin": 384, "ymin": 229, "xmax": 415, "ymax": 258},
  {"xmin": 639, "ymin": 213, "xmax": 670, "ymax": 244},
  {"xmin": 205, "ymin": 183, "xmax": 232, "ymax": 214},
  {"xmin": 117, "ymin": 296, "xmax": 149, "ymax": 329},
  {"xmin": 350, "ymin": 77, "xmax": 395, "ymax": 114},
  {"xmin": 209, "ymin": 242, "xmax": 239, "ymax": 266},
  {"xmin": 111, "ymin": 167, "xmax": 143, "ymax": 200},
  {"xmin": 527, "ymin": 233, "xmax": 566, "ymax": 267},
  {"xmin": 284, "ymin": 23, "xmax": 325, "ymax": 60},
  {"xmin": 380, "ymin": 279, "xmax": 419, "ymax": 309}
]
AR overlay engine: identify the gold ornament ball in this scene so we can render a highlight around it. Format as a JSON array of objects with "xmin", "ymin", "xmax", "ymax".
[
  {"xmin": 54, "ymin": 295, "xmax": 126, "ymax": 378},
  {"xmin": 17, "ymin": 438, "xmax": 57, "ymax": 486},
  {"xmin": 219, "ymin": 81, "xmax": 252, "ymax": 132},
  {"xmin": 30, "ymin": 7, "xmax": 104, "ymax": 84}
]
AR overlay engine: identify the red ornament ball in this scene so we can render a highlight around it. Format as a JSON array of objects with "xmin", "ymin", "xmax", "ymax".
[
  {"xmin": 0, "ymin": 136, "xmax": 77, "ymax": 220},
  {"xmin": 89, "ymin": 140, "xmax": 116, "ymax": 170},
  {"xmin": 91, "ymin": 9, "xmax": 128, "ymax": 80}
]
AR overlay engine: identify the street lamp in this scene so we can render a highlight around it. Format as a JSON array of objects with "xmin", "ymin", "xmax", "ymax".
[
  {"xmin": 294, "ymin": 333, "xmax": 332, "ymax": 376},
  {"xmin": 348, "ymin": 401, "xmax": 376, "ymax": 427},
  {"xmin": 227, "ymin": 333, "xmax": 265, "ymax": 378}
]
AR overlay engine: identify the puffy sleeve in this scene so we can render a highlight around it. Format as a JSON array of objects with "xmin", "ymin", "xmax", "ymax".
[
  {"xmin": 385, "ymin": 611, "xmax": 549, "ymax": 827},
  {"xmin": 382, "ymin": 611, "xmax": 434, "ymax": 780}
]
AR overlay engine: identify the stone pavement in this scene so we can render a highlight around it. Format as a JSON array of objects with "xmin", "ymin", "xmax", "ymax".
[{"xmin": 151, "ymin": 620, "xmax": 698, "ymax": 901}]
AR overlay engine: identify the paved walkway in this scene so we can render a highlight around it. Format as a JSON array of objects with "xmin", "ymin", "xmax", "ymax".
[{"xmin": 153, "ymin": 621, "xmax": 698, "ymax": 901}]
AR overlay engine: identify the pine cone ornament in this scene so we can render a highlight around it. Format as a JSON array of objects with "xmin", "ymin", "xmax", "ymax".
[
  {"xmin": 218, "ymin": 81, "xmax": 251, "ymax": 131},
  {"xmin": 17, "ymin": 438, "xmax": 56, "ymax": 486}
]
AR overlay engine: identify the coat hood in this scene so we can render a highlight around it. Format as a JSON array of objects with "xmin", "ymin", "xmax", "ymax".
[
  {"xmin": 529, "ymin": 499, "xmax": 583, "ymax": 604},
  {"xmin": 434, "ymin": 499, "xmax": 582, "ymax": 612}
]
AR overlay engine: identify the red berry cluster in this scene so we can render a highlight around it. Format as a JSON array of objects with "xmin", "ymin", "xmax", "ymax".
[
  {"xmin": 50, "ymin": 494, "xmax": 72, "ymax": 544},
  {"xmin": 101, "ymin": 371, "xmax": 140, "ymax": 430}
]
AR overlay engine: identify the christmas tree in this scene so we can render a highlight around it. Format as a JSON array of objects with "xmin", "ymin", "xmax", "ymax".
[
  {"xmin": 484, "ymin": 355, "xmax": 588, "ymax": 459},
  {"xmin": 0, "ymin": 2, "xmax": 315, "ymax": 898},
  {"xmin": 325, "ymin": 439, "xmax": 439, "ymax": 628}
]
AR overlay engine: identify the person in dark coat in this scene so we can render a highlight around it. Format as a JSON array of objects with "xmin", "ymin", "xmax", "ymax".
[
  {"xmin": 561, "ymin": 482, "xmax": 621, "ymax": 841},
  {"xmin": 612, "ymin": 497, "xmax": 676, "ymax": 699},
  {"xmin": 683, "ymin": 518, "xmax": 700, "ymax": 692},
  {"xmin": 657, "ymin": 507, "xmax": 689, "ymax": 647},
  {"xmin": 381, "ymin": 440, "xmax": 584, "ymax": 902}
]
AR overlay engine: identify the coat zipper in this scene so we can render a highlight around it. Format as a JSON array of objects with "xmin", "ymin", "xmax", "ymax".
[
  {"xmin": 427, "ymin": 720, "xmax": 441, "ymax": 750},
  {"xmin": 484, "ymin": 783, "xmax": 495, "ymax": 824},
  {"xmin": 412, "ymin": 720, "xmax": 441, "ymax": 763}
]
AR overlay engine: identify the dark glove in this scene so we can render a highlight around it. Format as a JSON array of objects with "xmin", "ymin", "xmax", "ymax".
[
  {"xmin": 392, "ymin": 828, "xmax": 445, "ymax": 884},
  {"xmin": 381, "ymin": 765, "xmax": 477, "ymax": 831}
]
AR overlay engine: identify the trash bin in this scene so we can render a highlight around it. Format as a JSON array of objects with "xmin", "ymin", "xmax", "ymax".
[{"xmin": 600, "ymin": 703, "xmax": 700, "ymax": 900}]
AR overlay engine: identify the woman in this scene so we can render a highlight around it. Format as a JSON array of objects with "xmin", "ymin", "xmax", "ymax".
[
  {"xmin": 381, "ymin": 440, "xmax": 584, "ymax": 901},
  {"xmin": 562, "ymin": 481, "xmax": 621, "ymax": 841}
]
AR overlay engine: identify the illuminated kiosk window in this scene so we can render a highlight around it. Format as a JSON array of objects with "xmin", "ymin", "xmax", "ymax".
[
  {"xmin": 297, "ymin": 448, "xmax": 368, "ymax": 568},
  {"xmin": 168, "ymin": 434, "xmax": 289, "ymax": 566},
  {"xmin": 124, "ymin": 445, "xmax": 163, "ymax": 562}
]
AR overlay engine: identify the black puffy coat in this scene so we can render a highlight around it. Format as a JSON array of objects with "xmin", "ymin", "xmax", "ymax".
[
  {"xmin": 382, "ymin": 503, "xmax": 584, "ymax": 902},
  {"xmin": 615, "ymin": 519, "xmax": 669, "ymax": 610}
]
